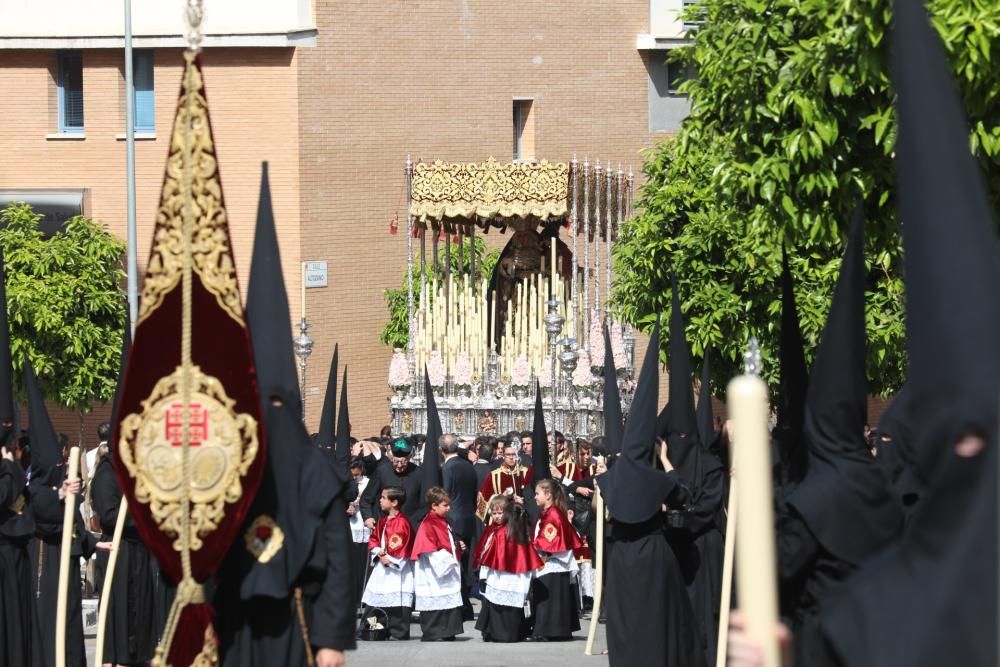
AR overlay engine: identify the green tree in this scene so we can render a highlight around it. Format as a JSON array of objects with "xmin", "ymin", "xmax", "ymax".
[
  {"xmin": 613, "ymin": 0, "xmax": 1000, "ymax": 396},
  {"xmin": 1, "ymin": 203, "xmax": 127, "ymax": 436},
  {"xmin": 380, "ymin": 236, "xmax": 500, "ymax": 348}
]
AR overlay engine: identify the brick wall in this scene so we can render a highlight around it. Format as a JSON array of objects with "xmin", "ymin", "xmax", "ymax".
[
  {"xmin": 0, "ymin": 47, "xmax": 304, "ymax": 444},
  {"xmin": 297, "ymin": 0, "xmax": 664, "ymax": 433}
]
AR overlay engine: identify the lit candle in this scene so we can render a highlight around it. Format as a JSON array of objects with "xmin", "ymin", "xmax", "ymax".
[
  {"xmin": 551, "ymin": 238, "xmax": 557, "ymax": 294},
  {"xmin": 300, "ymin": 261, "xmax": 306, "ymax": 321}
]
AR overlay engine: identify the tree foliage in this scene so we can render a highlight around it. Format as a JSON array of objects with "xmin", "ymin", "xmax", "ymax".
[
  {"xmin": 381, "ymin": 236, "xmax": 500, "ymax": 348},
  {"xmin": 613, "ymin": 0, "xmax": 1000, "ymax": 396},
  {"xmin": 0, "ymin": 203, "xmax": 127, "ymax": 412}
]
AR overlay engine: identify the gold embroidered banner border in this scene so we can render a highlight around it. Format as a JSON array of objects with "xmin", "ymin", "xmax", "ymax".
[{"xmin": 410, "ymin": 157, "xmax": 569, "ymax": 224}]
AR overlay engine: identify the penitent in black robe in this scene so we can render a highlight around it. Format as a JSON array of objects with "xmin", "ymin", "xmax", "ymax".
[
  {"xmin": 606, "ymin": 510, "xmax": 706, "ymax": 667},
  {"xmin": 0, "ymin": 458, "xmax": 33, "ymax": 666},
  {"xmin": 91, "ymin": 455, "xmax": 155, "ymax": 665},
  {"xmin": 216, "ymin": 491, "xmax": 357, "ymax": 665},
  {"xmin": 27, "ymin": 469, "xmax": 96, "ymax": 667}
]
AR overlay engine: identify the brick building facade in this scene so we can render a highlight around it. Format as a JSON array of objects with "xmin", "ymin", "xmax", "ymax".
[{"xmin": 0, "ymin": 1, "xmax": 698, "ymax": 438}]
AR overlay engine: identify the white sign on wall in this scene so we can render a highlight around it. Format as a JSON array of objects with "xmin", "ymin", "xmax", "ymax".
[{"xmin": 304, "ymin": 261, "xmax": 328, "ymax": 288}]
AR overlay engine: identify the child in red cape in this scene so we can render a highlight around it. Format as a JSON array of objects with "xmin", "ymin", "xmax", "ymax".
[
  {"xmin": 360, "ymin": 486, "xmax": 414, "ymax": 640},
  {"xmin": 411, "ymin": 487, "xmax": 465, "ymax": 641},
  {"xmin": 529, "ymin": 478, "xmax": 584, "ymax": 641},
  {"xmin": 472, "ymin": 494, "xmax": 542, "ymax": 642}
]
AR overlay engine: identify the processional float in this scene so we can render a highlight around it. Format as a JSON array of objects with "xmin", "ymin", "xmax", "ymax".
[{"xmin": 389, "ymin": 156, "xmax": 638, "ymax": 443}]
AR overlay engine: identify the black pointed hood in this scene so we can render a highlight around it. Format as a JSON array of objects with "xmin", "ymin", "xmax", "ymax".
[
  {"xmin": 24, "ymin": 356, "xmax": 60, "ymax": 479},
  {"xmin": 872, "ymin": 384, "xmax": 922, "ymax": 509},
  {"xmin": 335, "ymin": 367, "xmax": 350, "ymax": 466},
  {"xmin": 109, "ymin": 308, "xmax": 132, "ymax": 435},
  {"xmin": 599, "ymin": 318, "xmax": 676, "ymax": 524},
  {"xmin": 316, "ymin": 344, "xmax": 338, "ymax": 449},
  {"xmin": 602, "ymin": 325, "xmax": 624, "ymax": 457},
  {"xmin": 238, "ymin": 162, "xmax": 343, "ymax": 600},
  {"xmin": 422, "ymin": 368, "xmax": 443, "ymax": 488},
  {"xmin": 773, "ymin": 247, "xmax": 810, "ymax": 489},
  {"xmin": 822, "ymin": 5, "xmax": 1000, "ymax": 663},
  {"xmin": 532, "ymin": 383, "xmax": 550, "ymax": 480},
  {"xmin": 788, "ymin": 203, "xmax": 901, "ymax": 565},
  {"xmin": 696, "ymin": 348, "xmax": 716, "ymax": 451},
  {"xmin": 666, "ymin": 278, "xmax": 697, "ymax": 441},
  {"xmin": 0, "ymin": 249, "xmax": 14, "ymax": 445}
]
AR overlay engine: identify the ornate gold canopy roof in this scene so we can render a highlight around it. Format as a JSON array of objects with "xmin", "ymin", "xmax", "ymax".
[{"xmin": 410, "ymin": 157, "xmax": 569, "ymax": 229}]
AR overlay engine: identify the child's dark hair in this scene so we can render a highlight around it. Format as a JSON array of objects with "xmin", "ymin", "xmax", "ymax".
[
  {"xmin": 382, "ymin": 486, "xmax": 406, "ymax": 506},
  {"xmin": 425, "ymin": 486, "xmax": 450, "ymax": 506},
  {"xmin": 535, "ymin": 478, "xmax": 568, "ymax": 514},
  {"xmin": 348, "ymin": 456, "xmax": 364, "ymax": 471},
  {"xmin": 505, "ymin": 502, "xmax": 531, "ymax": 545}
]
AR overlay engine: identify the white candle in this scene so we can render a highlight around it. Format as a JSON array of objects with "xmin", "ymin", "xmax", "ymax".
[{"xmin": 300, "ymin": 262, "xmax": 306, "ymax": 321}]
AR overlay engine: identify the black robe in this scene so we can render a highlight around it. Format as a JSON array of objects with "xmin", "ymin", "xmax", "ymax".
[
  {"xmin": 91, "ymin": 456, "xmax": 155, "ymax": 665},
  {"xmin": 606, "ymin": 512, "xmax": 705, "ymax": 667},
  {"xmin": 359, "ymin": 458, "xmax": 428, "ymax": 530},
  {"xmin": 27, "ymin": 469, "xmax": 96, "ymax": 667},
  {"xmin": 0, "ymin": 459, "xmax": 32, "ymax": 666},
  {"xmin": 775, "ymin": 502, "xmax": 849, "ymax": 667},
  {"xmin": 216, "ymin": 491, "xmax": 357, "ymax": 664}
]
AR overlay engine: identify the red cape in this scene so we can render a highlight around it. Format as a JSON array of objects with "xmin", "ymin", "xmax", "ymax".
[
  {"xmin": 368, "ymin": 514, "xmax": 413, "ymax": 559},
  {"xmin": 534, "ymin": 505, "xmax": 585, "ymax": 553},
  {"xmin": 410, "ymin": 511, "xmax": 457, "ymax": 560},
  {"xmin": 472, "ymin": 522, "xmax": 543, "ymax": 574}
]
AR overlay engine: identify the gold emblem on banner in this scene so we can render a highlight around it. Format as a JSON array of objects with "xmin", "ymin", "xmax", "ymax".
[
  {"xmin": 244, "ymin": 514, "xmax": 284, "ymax": 563},
  {"xmin": 118, "ymin": 365, "xmax": 259, "ymax": 552},
  {"xmin": 138, "ymin": 59, "xmax": 243, "ymax": 327}
]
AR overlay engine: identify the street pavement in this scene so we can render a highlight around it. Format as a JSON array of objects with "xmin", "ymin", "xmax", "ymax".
[{"xmin": 86, "ymin": 601, "xmax": 611, "ymax": 666}]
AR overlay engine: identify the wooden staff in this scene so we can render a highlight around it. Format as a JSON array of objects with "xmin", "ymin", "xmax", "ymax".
[
  {"xmin": 584, "ymin": 485, "xmax": 605, "ymax": 656},
  {"xmin": 728, "ymin": 375, "xmax": 779, "ymax": 667},
  {"xmin": 716, "ymin": 476, "xmax": 738, "ymax": 667},
  {"xmin": 94, "ymin": 497, "xmax": 129, "ymax": 666},
  {"xmin": 56, "ymin": 446, "xmax": 81, "ymax": 667}
]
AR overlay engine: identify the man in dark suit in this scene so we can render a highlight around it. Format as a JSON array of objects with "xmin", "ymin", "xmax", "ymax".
[{"xmin": 440, "ymin": 434, "xmax": 478, "ymax": 620}]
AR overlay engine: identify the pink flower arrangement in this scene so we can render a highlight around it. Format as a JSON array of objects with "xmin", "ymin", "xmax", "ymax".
[
  {"xmin": 538, "ymin": 356, "xmax": 554, "ymax": 388},
  {"xmin": 589, "ymin": 316, "xmax": 605, "ymax": 369},
  {"xmin": 454, "ymin": 352, "xmax": 472, "ymax": 386},
  {"xmin": 573, "ymin": 349, "xmax": 595, "ymax": 387},
  {"xmin": 427, "ymin": 350, "xmax": 446, "ymax": 388},
  {"xmin": 610, "ymin": 323, "xmax": 628, "ymax": 370},
  {"xmin": 511, "ymin": 355, "xmax": 531, "ymax": 387},
  {"xmin": 388, "ymin": 349, "xmax": 411, "ymax": 388}
]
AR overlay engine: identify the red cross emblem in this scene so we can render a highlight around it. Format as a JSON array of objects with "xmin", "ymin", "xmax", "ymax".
[{"xmin": 165, "ymin": 402, "xmax": 208, "ymax": 446}]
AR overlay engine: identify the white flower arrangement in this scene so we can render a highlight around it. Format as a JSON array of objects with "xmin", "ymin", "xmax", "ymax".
[
  {"xmin": 537, "ymin": 356, "xmax": 554, "ymax": 388},
  {"xmin": 388, "ymin": 348, "xmax": 411, "ymax": 388},
  {"xmin": 453, "ymin": 351, "xmax": 473, "ymax": 386},
  {"xmin": 427, "ymin": 350, "xmax": 446, "ymax": 388}
]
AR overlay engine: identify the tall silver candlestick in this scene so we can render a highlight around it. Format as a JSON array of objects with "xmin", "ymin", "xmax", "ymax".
[
  {"xmin": 570, "ymin": 154, "xmax": 579, "ymax": 340},
  {"xmin": 544, "ymin": 300, "xmax": 565, "ymax": 439},
  {"xmin": 582, "ymin": 158, "xmax": 590, "ymax": 349},
  {"xmin": 605, "ymin": 159, "xmax": 613, "ymax": 322},
  {"xmin": 594, "ymin": 160, "xmax": 602, "ymax": 316},
  {"xmin": 558, "ymin": 338, "xmax": 579, "ymax": 440}
]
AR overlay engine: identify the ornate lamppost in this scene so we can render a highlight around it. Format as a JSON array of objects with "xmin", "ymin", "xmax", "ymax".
[
  {"xmin": 543, "ymin": 299, "xmax": 565, "ymax": 435},
  {"xmin": 294, "ymin": 319, "xmax": 313, "ymax": 424}
]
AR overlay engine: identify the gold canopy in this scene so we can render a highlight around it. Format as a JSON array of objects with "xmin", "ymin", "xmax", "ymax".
[{"xmin": 410, "ymin": 157, "xmax": 569, "ymax": 227}]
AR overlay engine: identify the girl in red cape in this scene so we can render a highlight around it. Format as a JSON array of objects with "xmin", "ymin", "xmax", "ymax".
[
  {"xmin": 472, "ymin": 495, "xmax": 542, "ymax": 642},
  {"xmin": 360, "ymin": 486, "xmax": 414, "ymax": 640},
  {"xmin": 529, "ymin": 479, "xmax": 584, "ymax": 641},
  {"xmin": 411, "ymin": 487, "xmax": 465, "ymax": 641}
]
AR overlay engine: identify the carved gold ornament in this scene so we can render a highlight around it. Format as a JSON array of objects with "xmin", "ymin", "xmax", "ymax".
[
  {"xmin": 138, "ymin": 60, "xmax": 243, "ymax": 327},
  {"xmin": 411, "ymin": 158, "xmax": 569, "ymax": 223},
  {"xmin": 118, "ymin": 365, "xmax": 259, "ymax": 552},
  {"xmin": 191, "ymin": 626, "xmax": 219, "ymax": 667},
  {"xmin": 244, "ymin": 514, "xmax": 284, "ymax": 564}
]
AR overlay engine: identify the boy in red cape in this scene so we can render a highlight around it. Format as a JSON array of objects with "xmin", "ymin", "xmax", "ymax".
[
  {"xmin": 472, "ymin": 495, "xmax": 541, "ymax": 642},
  {"xmin": 411, "ymin": 487, "xmax": 465, "ymax": 641},
  {"xmin": 530, "ymin": 478, "xmax": 584, "ymax": 641},
  {"xmin": 360, "ymin": 487, "xmax": 414, "ymax": 640}
]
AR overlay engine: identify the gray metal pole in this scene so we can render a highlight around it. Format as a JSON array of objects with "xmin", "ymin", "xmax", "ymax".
[{"xmin": 124, "ymin": 0, "xmax": 138, "ymax": 332}]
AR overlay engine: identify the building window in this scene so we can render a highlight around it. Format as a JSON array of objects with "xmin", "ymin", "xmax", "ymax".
[
  {"xmin": 133, "ymin": 50, "xmax": 155, "ymax": 132},
  {"xmin": 57, "ymin": 51, "xmax": 84, "ymax": 133},
  {"xmin": 513, "ymin": 99, "xmax": 535, "ymax": 161},
  {"xmin": 647, "ymin": 50, "xmax": 691, "ymax": 132}
]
